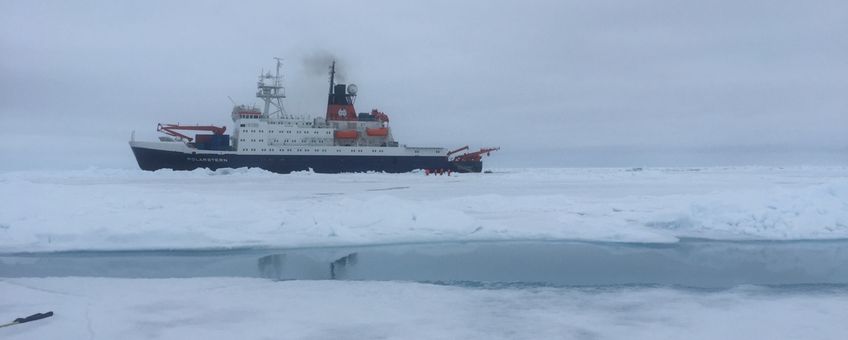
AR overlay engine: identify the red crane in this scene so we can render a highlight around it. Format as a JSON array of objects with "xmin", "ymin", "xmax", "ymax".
[
  {"xmin": 157, "ymin": 123, "xmax": 226, "ymax": 142},
  {"xmin": 451, "ymin": 147, "xmax": 500, "ymax": 162}
]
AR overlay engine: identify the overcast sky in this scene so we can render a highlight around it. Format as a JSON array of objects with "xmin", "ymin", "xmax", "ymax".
[{"xmin": 1, "ymin": 0, "xmax": 846, "ymax": 170}]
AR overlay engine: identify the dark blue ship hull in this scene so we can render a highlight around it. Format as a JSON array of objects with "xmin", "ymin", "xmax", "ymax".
[{"xmin": 131, "ymin": 146, "xmax": 482, "ymax": 173}]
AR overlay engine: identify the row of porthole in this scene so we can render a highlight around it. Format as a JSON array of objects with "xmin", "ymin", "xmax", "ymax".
[
  {"xmin": 268, "ymin": 122, "xmax": 312, "ymax": 126},
  {"xmin": 241, "ymin": 129, "xmax": 330, "ymax": 135},
  {"xmin": 241, "ymin": 138, "xmax": 328, "ymax": 144}
]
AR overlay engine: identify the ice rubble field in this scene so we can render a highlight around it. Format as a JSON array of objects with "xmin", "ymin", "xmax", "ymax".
[
  {"xmin": 2, "ymin": 278, "xmax": 848, "ymax": 340},
  {"xmin": 1, "ymin": 166, "xmax": 847, "ymax": 252}
]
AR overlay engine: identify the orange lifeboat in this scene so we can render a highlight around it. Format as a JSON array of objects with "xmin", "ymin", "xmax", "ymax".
[
  {"xmin": 366, "ymin": 127, "xmax": 388, "ymax": 137},
  {"xmin": 334, "ymin": 130, "xmax": 358, "ymax": 139}
]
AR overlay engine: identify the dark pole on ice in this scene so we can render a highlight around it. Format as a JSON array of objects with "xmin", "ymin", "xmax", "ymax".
[{"xmin": 0, "ymin": 311, "xmax": 54, "ymax": 328}]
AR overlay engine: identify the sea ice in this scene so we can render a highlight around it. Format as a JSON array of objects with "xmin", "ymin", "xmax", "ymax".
[
  {"xmin": 1, "ymin": 278, "xmax": 846, "ymax": 340},
  {"xmin": 0, "ymin": 167, "xmax": 846, "ymax": 252}
]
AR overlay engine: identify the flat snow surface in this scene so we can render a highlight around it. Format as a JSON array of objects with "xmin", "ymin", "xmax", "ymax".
[
  {"xmin": 1, "ymin": 167, "xmax": 847, "ymax": 252},
  {"xmin": 2, "ymin": 278, "xmax": 847, "ymax": 340}
]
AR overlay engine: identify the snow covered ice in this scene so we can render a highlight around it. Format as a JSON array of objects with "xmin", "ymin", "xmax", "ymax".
[
  {"xmin": 3, "ymin": 166, "xmax": 848, "ymax": 339},
  {"xmin": 3, "ymin": 278, "xmax": 848, "ymax": 340},
  {"xmin": 0, "ymin": 166, "xmax": 846, "ymax": 252}
]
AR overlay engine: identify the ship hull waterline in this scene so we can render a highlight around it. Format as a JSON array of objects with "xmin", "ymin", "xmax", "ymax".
[{"xmin": 131, "ymin": 146, "xmax": 483, "ymax": 174}]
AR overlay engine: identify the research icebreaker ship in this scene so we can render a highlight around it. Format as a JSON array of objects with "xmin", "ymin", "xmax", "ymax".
[{"xmin": 130, "ymin": 60, "xmax": 497, "ymax": 173}]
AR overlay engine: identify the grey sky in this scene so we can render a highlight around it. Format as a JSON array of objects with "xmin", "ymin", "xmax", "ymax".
[{"xmin": 1, "ymin": 0, "xmax": 846, "ymax": 170}]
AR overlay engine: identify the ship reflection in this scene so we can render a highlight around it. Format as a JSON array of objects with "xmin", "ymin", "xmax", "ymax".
[{"xmin": 257, "ymin": 252, "xmax": 358, "ymax": 280}]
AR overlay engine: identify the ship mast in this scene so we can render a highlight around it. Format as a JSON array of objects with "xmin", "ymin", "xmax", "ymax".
[{"xmin": 256, "ymin": 57, "xmax": 287, "ymax": 118}]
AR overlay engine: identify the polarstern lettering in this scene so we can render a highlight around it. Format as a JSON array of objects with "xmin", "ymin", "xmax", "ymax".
[{"xmin": 187, "ymin": 157, "xmax": 228, "ymax": 163}]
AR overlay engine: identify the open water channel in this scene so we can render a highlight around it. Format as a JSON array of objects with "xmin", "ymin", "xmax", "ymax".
[{"xmin": 2, "ymin": 239, "xmax": 847, "ymax": 288}]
